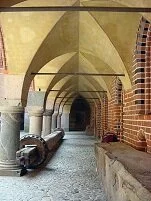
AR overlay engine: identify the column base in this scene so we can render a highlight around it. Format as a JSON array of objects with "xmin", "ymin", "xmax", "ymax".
[
  {"xmin": 0, "ymin": 161, "xmax": 27, "ymax": 176},
  {"xmin": 0, "ymin": 166, "xmax": 27, "ymax": 176}
]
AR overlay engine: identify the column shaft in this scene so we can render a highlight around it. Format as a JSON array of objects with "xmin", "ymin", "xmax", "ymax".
[
  {"xmin": 61, "ymin": 113, "xmax": 70, "ymax": 131},
  {"xmin": 0, "ymin": 106, "xmax": 26, "ymax": 176},
  {"xmin": 51, "ymin": 112, "xmax": 58, "ymax": 131},
  {"xmin": 29, "ymin": 110, "xmax": 43, "ymax": 136},
  {"xmin": 57, "ymin": 114, "xmax": 62, "ymax": 129},
  {"xmin": 42, "ymin": 110, "xmax": 53, "ymax": 137}
]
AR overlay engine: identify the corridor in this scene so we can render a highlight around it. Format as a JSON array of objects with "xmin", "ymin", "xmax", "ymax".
[{"xmin": 0, "ymin": 132, "xmax": 106, "ymax": 201}]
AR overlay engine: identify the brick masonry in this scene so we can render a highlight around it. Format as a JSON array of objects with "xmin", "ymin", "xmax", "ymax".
[
  {"xmin": 108, "ymin": 78, "xmax": 123, "ymax": 141},
  {"xmin": 95, "ymin": 101, "xmax": 102, "ymax": 138},
  {"xmin": 93, "ymin": 17, "xmax": 151, "ymax": 153},
  {"xmin": 123, "ymin": 89, "xmax": 150, "ymax": 152},
  {"xmin": 105, "ymin": 84, "xmax": 150, "ymax": 153},
  {"xmin": 133, "ymin": 17, "xmax": 150, "ymax": 115}
]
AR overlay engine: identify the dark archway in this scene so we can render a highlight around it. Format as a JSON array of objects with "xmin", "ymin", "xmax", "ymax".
[{"xmin": 69, "ymin": 96, "xmax": 91, "ymax": 131}]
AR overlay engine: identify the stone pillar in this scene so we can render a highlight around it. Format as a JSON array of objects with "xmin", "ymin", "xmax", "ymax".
[
  {"xmin": 29, "ymin": 109, "xmax": 43, "ymax": 136},
  {"xmin": 24, "ymin": 109, "xmax": 29, "ymax": 132},
  {"xmin": 51, "ymin": 112, "xmax": 58, "ymax": 131},
  {"xmin": 61, "ymin": 112, "xmax": 70, "ymax": 132},
  {"xmin": 42, "ymin": 109, "xmax": 53, "ymax": 137},
  {"xmin": 57, "ymin": 113, "xmax": 62, "ymax": 129},
  {"xmin": 0, "ymin": 106, "xmax": 26, "ymax": 176}
]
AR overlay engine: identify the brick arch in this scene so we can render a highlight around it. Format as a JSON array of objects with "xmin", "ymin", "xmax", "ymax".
[
  {"xmin": 133, "ymin": 17, "xmax": 150, "ymax": 114},
  {"xmin": 0, "ymin": 26, "xmax": 7, "ymax": 74},
  {"xmin": 145, "ymin": 24, "xmax": 151, "ymax": 114}
]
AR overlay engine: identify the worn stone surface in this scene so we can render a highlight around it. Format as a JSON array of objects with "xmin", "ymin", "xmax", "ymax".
[
  {"xmin": 95, "ymin": 142, "xmax": 151, "ymax": 201},
  {"xmin": 0, "ymin": 132, "xmax": 106, "ymax": 201}
]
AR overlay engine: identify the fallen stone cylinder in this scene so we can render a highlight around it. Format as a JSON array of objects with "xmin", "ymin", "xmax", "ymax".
[
  {"xmin": 16, "ymin": 129, "xmax": 64, "ymax": 169},
  {"xmin": 44, "ymin": 129, "xmax": 64, "ymax": 151}
]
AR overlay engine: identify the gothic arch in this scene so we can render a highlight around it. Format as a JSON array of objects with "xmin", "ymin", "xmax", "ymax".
[{"xmin": 133, "ymin": 17, "xmax": 151, "ymax": 114}]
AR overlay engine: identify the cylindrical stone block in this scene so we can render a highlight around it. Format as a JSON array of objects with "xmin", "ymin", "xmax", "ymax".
[
  {"xmin": 29, "ymin": 110, "xmax": 43, "ymax": 136},
  {"xmin": 42, "ymin": 109, "xmax": 53, "ymax": 137},
  {"xmin": 0, "ymin": 106, "xmax": 24, "ymax": 169},
  {"xmin": 61, "ymin": 112, "xmax": 70, "ymax": 131},
  {"xmin": 57, "ymin": 113, "xmax": 62, "ymax": 129},
  {"xmin": 51, "ymin": 112, "xmax": 58, "ymax": 131}
]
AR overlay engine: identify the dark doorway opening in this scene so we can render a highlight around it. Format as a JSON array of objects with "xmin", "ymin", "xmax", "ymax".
[{"xmin": 69, "ymin": 96, "xmax": 90, "ymax": 131}]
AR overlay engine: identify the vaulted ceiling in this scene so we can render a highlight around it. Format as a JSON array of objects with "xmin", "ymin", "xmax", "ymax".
[{"xmin": 0, "ymin": 0, "xmax": 150, "ymax": 106}]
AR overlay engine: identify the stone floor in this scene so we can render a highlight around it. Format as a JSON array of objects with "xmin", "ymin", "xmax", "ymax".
[{"xmin": 0, "ymin": 132, "xmax": 107, "ymax": 201}]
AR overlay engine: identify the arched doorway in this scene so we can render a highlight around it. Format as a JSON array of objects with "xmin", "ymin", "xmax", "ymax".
[{"xmin": 69, "ymin": 96, "xmax": 91, "ymax": 131}]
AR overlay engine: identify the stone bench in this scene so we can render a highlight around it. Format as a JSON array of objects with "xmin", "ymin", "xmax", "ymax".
[{"xmin": 95, "ymin": 142, "xmax": 151, "ymax": 201}]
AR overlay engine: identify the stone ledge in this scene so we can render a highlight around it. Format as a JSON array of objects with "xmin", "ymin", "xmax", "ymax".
[{"xmin": 95, "ymin": 142, "xmax": 151, "ymax": 201}]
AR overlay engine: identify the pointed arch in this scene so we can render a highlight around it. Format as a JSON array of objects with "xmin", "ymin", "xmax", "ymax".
[{"xmin": 133, "ymin": 17, "xmax": 151, "ymax": 114}]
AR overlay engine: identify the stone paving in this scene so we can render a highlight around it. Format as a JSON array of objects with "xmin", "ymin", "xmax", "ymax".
[{"xmin": 0, "ymin": 132, "xmax": 107, "ymax": 201}]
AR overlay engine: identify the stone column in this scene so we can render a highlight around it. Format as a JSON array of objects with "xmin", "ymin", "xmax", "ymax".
[
  {"xmin": 51, "ymin": 112, "xmax": 58, "ymax": 131},
  {"xmin": 0, "ymin": 106, "xmax": 26, "ymax": 176},
  {"xmin": 57, "ymin": 113, "xmax": 62, "ymax": 129},
  {"xmin": 29, "ymin": 109, "xmax": 43, "ymax": 136},
  {"xmin": 61, "ymin": 112, "xmax": 70, "ymax": 131},
  {"xmin": 24, "ymin": 109, "xmax": 29, "ymax": 132},
  {"xmin": 42, "ymin": 109, "xmax": 53, "ymax": 137}
]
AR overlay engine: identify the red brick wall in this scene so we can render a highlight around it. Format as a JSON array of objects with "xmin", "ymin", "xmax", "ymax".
[
  {"xmin": 123, "ymin": 16, "xmax": 151, "ymax": 153},
  {"xmin": 108, "ymin": 78, "xmax": 123, "ymax": 141},
  {"xmin": 133, "ymin": 17, "xmax": 150, "ymax": 115},
  {"xmin": 93, "ymin": 16, "xmax": 151, "ymax": 153},
  {"xmin": 102, "ymin": 95, "xmax": 108, "ymax": 133},
  {"xmin": 107, "ymin": 17, "xmax": 151, "ymax": 152},
  {"xmin": 107, "ymin": 87, "xmax": 151, "ymax": 152},
  {"xmin": 123, "ymin": 89, "xmax": 150, "ymax": 152},
  {"xmin": 95, "ymin": 102, "xmax": 102, "ymax": 138},
  {"xmin": 94, "ymin": 98, "xmax": 108, "ymax": 138}
]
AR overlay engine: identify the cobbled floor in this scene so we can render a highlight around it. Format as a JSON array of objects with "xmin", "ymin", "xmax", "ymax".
[{"xmin": 0, "ymin": 132, "xmax": 107, "ymax": 201}]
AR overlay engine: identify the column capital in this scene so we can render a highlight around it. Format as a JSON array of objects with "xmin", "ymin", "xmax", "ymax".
[
  {"xmin": 28, "ymin": 109, "xmax": 44, "ymax": 117},
  {"xmin": 43, "ymin": 109, "xmax": 54, "ymax": 116},
  {"xmin": 0, "ymin": 106, "xmax": 24, "ymax": 114},
  {"xmin": 53, "ymin": 111, "xmax": 59, "ymax": 116}
]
